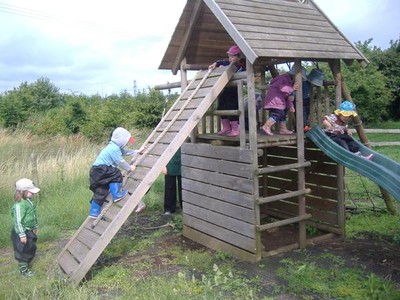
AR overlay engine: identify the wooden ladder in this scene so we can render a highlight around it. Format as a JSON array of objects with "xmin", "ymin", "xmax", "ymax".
[{"xmin": 56, "ymin": 64, "xmax": 237, "ymax": 285}]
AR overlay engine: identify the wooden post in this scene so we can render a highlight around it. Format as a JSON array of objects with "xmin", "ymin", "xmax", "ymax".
[
  {"xmin": 260, "ymin": 69, "xmax": 267, "ymax": 126},
  {"xmin": 309, "ymin": 85, "xmax": 315, "ymax": 125},
  {"xmin": 294, "ymin": 60, "xmax": 306, "ymax": 248},
  {"xmin": 237, "ymin": 81, "xmax": 246, "ymax": 148},
  {"xmin": 247, "ymin": 59, "xmax": 262, "ymax": 260},
  {"xmin": 324, "ymin": 86, "xmax": 330, "ymax": 117},
  {"xmin": 329, "ymin": 60, "xmax": 345, "ymax": 236},
  {"xmin": 30, "ymin": 152, "xmax": 40, "ymax": 203}
]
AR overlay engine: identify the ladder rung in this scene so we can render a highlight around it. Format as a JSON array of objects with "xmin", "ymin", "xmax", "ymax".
[
  {"xmin": 257, "ymin": 213, "xmax": 312, "ymax": 232},
  {"xmin": 257, "ymin": 161, "xmax": 311, "ymax": 175},
  {"xmin": 211, "ymin": 110, "xmax": 241, "ymax": 116},
  {"xmin": 257, "ymin": 188, "xmax": 311, "ymax": 205}
]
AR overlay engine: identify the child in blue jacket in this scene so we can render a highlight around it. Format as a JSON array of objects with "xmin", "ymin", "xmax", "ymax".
[{"xmin": 88, "ymin": 127, "xmax": 145, "ymax": 218}]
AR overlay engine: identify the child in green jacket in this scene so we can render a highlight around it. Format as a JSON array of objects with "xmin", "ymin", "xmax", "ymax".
[{"xmin": 11, "ymin": 178, "xmax": 40, "ymax": 277}]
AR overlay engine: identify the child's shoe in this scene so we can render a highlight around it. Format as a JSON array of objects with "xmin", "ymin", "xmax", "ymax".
[
  {"xmin": 88, "ymin": 200, "xmax": 103, "ymax": 219},
  {"xmin": 21, "ymin": 269, "xmax": 35, "ymax": 277},
  {"xmin": 363, "ymin": 153, "xmax": 374, "ymax": 160},
  {"xmin": 218, "ymin": 119, "xmax": 231, "ymax": 136},
  {"xmin": 261, "ymin": 118, "xmax": 276, "ymax": 136},
  {"xmin": 135, "ymin": 200, "xmax": 146, "ymax": 213},
  {"xmin": 109, "ymin": 182, "xmax": 127, "ymax": 202},
  {"xmin": 227, "ymin": 121, "xmax": 239, "ymax": 137},
  {"xmin": 19, "ymin": 262, "xmax": 35, "ymax": 277},
  {"xmin": 279, "ymin": 122, "xmax": 293, "ymax": 135}
]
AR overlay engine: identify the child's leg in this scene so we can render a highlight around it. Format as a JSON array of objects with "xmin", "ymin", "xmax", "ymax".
[
  {"xmin": 89, "ymin": 199, "xmax": 103, "ymax": 218},
  {"xmin": 279, "ymin": 110, "xmax": 293, "ymax": 135},
  {"xmin": 330, "ymin": 135, "xmax": 350, "ymax": 150},
  {"xmin": 262, "ymin": 109, "xmax": 278, "ymax": 135},
  {"xmin": 11, "ymin": 229, "xmax": 36, "ymax": 276},
  {"xmin": 164, "ymin": 175, "xmax": 177, "ymax": 213},
  {"xmin": 177, "ymin": 175, "xmax": 183, "ymax": 210},
  {"xmin": 109, "ymin": 181, "xmax": 127, "ymax": 202}
]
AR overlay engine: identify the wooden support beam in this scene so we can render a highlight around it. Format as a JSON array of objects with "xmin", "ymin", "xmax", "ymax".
[
  {"xmin": 256, "ymin": 161, "xmax": 311, "ymax": 175},
  {"xmin": 172, "ymin": 0, "xmax": 202, "ymax": 74},
  {"xmin": 257, "ymin": 214, "xmax": 312, "ymax": 232},
  {"xmin": 212, "ymin": 110, "xmax": 241, "ymax": 116},
  {"xmin": 257, "ymin": 188, "xmax": 311, "ymax": 205}
]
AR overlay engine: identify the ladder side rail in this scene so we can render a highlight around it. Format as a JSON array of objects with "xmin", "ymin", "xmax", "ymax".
[
  {"xmin": 133, "ymin": 68, "xmax": 213, "ymax": 167},
  {"xmin": 64, "ymin": 65, "xmax": 235, "ymax": 284},
  {"xmin": 128, "ymin": 69, "xmax": 204, "ymax": 166}
]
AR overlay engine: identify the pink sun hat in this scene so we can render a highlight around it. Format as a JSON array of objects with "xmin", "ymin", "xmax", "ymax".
[{"xmin": 226, "ymin": 45, "xmax": 241, "ymax": 56}]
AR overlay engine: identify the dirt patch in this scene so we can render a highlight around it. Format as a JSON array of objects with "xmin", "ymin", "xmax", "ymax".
[{"xmin": 98, "ymin": 212, "xmax": 400, "ymax": 296}]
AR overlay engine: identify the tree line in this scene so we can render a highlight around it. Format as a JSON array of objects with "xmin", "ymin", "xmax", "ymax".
[{"xmin": 0, "ymin": 39, "xmax": 398, "ymax": 141}]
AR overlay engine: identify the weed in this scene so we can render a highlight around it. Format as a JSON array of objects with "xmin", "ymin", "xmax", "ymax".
[
  {"xmin": 215, "ymin": 250, "xmax": 233, "ymax": 261},
  {"xmin": 175, "ymin": 251, "xmax": 214, "ymax": 273},
  {"xmin": 277, "ymin": 254, "xmax": 400, "ymax": 299},
  {"xmin": 172, "ymin": 214, "xmax": 184, "ymax": 231},
  {"xmin": 102, "ymin": 237, "xmax": 134, "ymax": 257}
]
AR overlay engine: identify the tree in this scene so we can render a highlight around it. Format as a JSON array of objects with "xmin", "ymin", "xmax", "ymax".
[
  {"xmin": 0, "ymin": 78, "xmax": 65, "ymax": 128},
  {"xmin": 337, "ymin": 39, "xmax": 393, "ymax": 124},
  {"xmin": 372, "ymin": 39, "xmax": 400, "ymax": 120}
]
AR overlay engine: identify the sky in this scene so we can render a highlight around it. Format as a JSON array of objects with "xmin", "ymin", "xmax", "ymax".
[{"xmin": 0, "ymin": 0, "xmax": 398, "ymax": 96}]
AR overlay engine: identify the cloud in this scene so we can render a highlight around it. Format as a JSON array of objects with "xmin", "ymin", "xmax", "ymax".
[
  {"xmin": 314, "ymin": 0, "xmax": 399, "ymax": 47},
  {"xmin": 0, "ymin": 0, "xmax": 398, "ymax": 95}
]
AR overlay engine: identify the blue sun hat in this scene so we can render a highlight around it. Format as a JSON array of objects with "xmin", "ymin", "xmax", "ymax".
[{"xmin": 334, "ymin": 100, "xmax": 357, "ymax": 117}]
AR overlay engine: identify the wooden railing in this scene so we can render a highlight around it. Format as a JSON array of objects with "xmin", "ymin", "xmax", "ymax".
[{"xmin": 349, "ymin": 129, "xmax": 400, "ymax": 146}]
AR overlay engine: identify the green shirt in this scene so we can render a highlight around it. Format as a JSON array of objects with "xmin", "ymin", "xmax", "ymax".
[
  {"xmin": 11, "ymin": 199, "xmax": 38, "ymax": 238},
  {"xmin": 166, "ymin": 148, "xmax": 181, "ymax": 176}
]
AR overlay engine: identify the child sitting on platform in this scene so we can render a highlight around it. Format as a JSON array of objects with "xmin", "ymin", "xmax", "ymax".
[{"xmin": 322, "ymin": 101, "xmax": 373, "ymax": 160}]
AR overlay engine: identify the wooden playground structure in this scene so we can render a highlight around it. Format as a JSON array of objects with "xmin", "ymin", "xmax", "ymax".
[{"xmin": 57, "ymin": 0, "xmax": 390, "ymax": 284}]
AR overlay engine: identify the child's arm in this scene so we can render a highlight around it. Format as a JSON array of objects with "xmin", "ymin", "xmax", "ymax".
[
  {"xmin": 122, "ymin": 149, "xmax": 138, "ymax": 156},
  {"xmin": 13, "ymin": 203, "xmax": 27, "ymax": 244},
  {"xmin": 116, "ymin": 159, "xmax": 136, "ymax": 172},
  {"xmin": 322, "ymin": 118, "xmax": 332, "ymax": 129}
]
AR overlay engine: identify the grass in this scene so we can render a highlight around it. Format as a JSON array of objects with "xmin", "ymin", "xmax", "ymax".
[
  {"xmin": 0, "ymin": 127, "xmax": 400, "ymax": 299},
  {"xmin": 277, "ymin": 253, "xmax": 400, "ymax": 299}
]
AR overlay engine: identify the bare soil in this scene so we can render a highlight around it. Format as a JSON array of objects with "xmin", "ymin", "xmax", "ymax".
[{"xmin": 95, "ymin": 212, "xmax": 400, "ymax": 298}]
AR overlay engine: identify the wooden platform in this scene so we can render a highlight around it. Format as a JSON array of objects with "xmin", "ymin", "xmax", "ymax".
[{"xmin": 197, "ymin": 132, "xmax": 298, "ymax": 148}]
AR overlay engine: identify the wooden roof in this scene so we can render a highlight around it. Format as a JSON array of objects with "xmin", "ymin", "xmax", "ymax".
[{"xmin": 159, "ymin": 0, "xmax": 368, "ymax": 74}]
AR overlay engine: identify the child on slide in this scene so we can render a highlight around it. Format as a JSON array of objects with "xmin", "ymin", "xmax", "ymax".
[{"xmin": 322, "ymin": 101, "xmax": 374, "ymax": 160}]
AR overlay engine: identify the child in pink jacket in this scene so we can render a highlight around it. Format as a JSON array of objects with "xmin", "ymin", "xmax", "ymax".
[{"xmin": 261, "ymin": 70, "xmax": 300, "ymax": 136}]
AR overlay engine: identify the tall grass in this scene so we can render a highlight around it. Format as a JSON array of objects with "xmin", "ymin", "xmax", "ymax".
[
  {"xmin": 0, "ymin": 129, "xmax": 100, "ymax": 246},
  {"xmin": 0, "ymin": 128, "xmax": 160, "ymax": 247}
]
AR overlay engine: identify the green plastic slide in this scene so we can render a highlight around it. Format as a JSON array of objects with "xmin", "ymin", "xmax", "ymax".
[{"xmin": 306, "ymin": 126, "xmax": 400, "ymax": 201}]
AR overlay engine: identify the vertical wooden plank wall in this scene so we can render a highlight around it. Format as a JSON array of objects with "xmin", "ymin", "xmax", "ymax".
[{"xmin": 181, "ymin": 142, "xmax": 259, "ymax": 261}]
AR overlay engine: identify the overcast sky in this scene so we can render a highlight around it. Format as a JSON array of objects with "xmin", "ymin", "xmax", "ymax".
[{"xmin": 0, "ymin": 0, "xmax": 398, "ymax": 96}]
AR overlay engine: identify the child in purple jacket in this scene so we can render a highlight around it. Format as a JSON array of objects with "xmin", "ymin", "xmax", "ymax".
[{"xmin": 261, "ymin": 69, "xmax": 301, "ymax": 136}]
